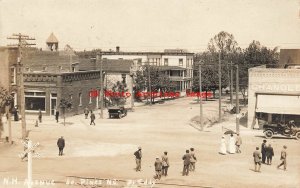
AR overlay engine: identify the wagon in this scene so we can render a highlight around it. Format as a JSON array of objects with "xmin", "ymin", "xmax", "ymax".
[{"xmin": 108, "ymin": 106, "xmax": 127, "ymax": 119}]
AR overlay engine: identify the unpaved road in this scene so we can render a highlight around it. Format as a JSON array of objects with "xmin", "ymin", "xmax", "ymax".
[{"xmin": 0, "ymin": 97, "xmax": 299, "ymax": 188}]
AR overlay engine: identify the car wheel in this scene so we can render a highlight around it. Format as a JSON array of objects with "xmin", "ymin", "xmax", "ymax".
[
  {"xmin": 119, "ymin": 114, "xmax": 122, "ymax": 119},
  {"xmin": 295, "ymin": 132, "xmax": 300, "ymax": 140},
  {"xmin": 264, "ymin": 130, "xmax": 273, "ymax": 139}
]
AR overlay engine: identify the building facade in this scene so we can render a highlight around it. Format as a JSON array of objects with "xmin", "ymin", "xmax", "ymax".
[
  {"xmin": 279, "ymin": 49, "xmax": 300, "ymax": 68},
  {"xmin": 248, "ymin": 67, "xmax": 300, "ymax": 128},
  {"xmin": 100, "ymin": 48, "xmax": 194, "ymax": 93}
]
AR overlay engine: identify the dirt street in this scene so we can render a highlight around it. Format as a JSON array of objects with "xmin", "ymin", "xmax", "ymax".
[{"xmin": 0, "ymin": 97, "xmax": 299, "ymax": 188}]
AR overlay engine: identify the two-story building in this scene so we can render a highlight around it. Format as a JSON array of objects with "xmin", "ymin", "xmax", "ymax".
[{"xmin": 100, "ymin": 47, "xmax": 194, "ymax": 94}]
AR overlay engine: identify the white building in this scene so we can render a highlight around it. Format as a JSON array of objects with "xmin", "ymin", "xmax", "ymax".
[{"xmin": 100, "ymin": 48, "xmax": 194, "ymax": 93}]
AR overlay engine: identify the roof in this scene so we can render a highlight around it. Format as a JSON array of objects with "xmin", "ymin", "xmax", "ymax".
[
  {"xmin": 102, "ymin": 59, "xmax": 133, "ymax": 73},
  {"xmin": 100, "ymin": 51, "xmax": 194, "ymax": 56},
  {"xmin": 158, "ymin": 66, "xmax": 186, "ymax": 71},
  {"xmin": 46, "ymin": 33, "xmax": 59, "ymax": 43}
]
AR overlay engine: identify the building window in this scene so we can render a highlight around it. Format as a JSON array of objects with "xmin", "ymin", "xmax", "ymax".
[
  {"xmin": 10, "ymin": 67, "xmax": 16, "ymax": 85},
  {"xmin": 79, "ymin": 93, "xmax": 82, "ymax": 106},
  {"xmin": 179, "ymin": 59, "xmax": 183, "ymax": 66},
  {"xmin": 25, "ymin": 91, "xmax": 46, "ymax": 111},
  {"xmin": 164, "ymin": 58, "xmax": 168, "ymax": 66}
]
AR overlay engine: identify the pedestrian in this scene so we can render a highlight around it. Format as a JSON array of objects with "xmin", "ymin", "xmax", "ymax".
[
  {"xmin": 38, "ymin": 109, "xmax": 42, "ymax": 123},
  {"xmin": 182, "ymin": 150, "xmax": 191, "ymax": 176},
  {"xmin": 189, "ymin": 148, "xmax": 197, "ymax": 172},
  {"xmin": 161, "ymin": 151, "xmax": 169, "ymax": 176},
  {"xmin": 13, "ymin": 106, "xmax": 19, "ymax": 121},
  {"xmin": 253, "ymin": 147, "xmax": 262, "ymax": 172},
  {"xmin": 57, "ymin": 136, "xmax": 65, "ymax": 156},
  {"xmin": 277, "ymin": 145, "xmax": 287, "ymax": 170},
  {"xmin": 219, "ymin": 136, "xmax": 227, "ymax": 155},
  {"xmin": 235, "ymin": 133, "xmax": 242, "ymax": 153},
  {"xmin": 261, "ymin": 140, "xmax": 267, "ymax": 164},
  {"xmin": 55, "ymin": 109, "xmax": 59, "ymax": 123},
  {"xmin": 228, "ymin": 133, "xmax": 236, "ymax": 154},
  {"xmin": 266, "ymin": 144, "xmax": 274, "ymax": 165},
  {"xmin": 84, "ymin": 107, "xmax": 89, "ymax": 119},
  {"xmin": 134, "ymin": 146, "xmax": 142, "ymax": 171},
  {"xmin": 90, "ymin": 111, "xmax": 95, "ymax": 125},
  {"xmin": 154, "ymin": 157, "xmax": 162, "ymax": 180}
]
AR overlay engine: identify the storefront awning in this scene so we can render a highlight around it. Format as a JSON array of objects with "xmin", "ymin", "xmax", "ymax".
[{"xmin": 256, "ymin": 94, "xmax": 300, "ymax": 115}]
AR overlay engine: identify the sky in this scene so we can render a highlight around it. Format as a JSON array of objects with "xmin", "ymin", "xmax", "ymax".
[{"xmin": 0, "ymin": 0, "xmax": 300, "ymax": 52}]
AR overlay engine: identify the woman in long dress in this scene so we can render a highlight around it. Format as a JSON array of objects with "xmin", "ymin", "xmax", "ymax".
[
  {"xmin": 228, "ymin": 134, "xmax": 236, "ymax": 154},
  {"xmin": 219, "ymin": 136, "xmax": 227, "ymax": 155}
]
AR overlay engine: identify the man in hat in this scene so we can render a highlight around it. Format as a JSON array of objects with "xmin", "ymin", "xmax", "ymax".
[
  {"xmin": 261, "ymin": 140, "xmax": 267, "ymax": 164},
  {"xmin": 277, "ymin": 145, "xmax": 287, "ymax": 170},
  {"xmin": 134, "ymin": 147, "xmax": 142, "ymax": 171},
  {"xmin": 182, "ymin": 150, "xmax": 191, "ymax": 176},
  {"xmin": 235, "ymin": 133, "xmax": 242, "ymax": 153},
  {"xmin": 38, "ymin": 109, "xmax": 42, "ymax": 123},
  {"xmin": 57, "ymin": 136, "xmax": 65, "ymax": 156},
  {"xmin": 90, "ymin": 111, "xmax": 96, "ymax": 125},
  {"xmin": 84, "ymin": 107, "xmax": 89, "ymax": 119},
  {"xmin": 154, "ymin": 156, "xmax": 162, "ymax": 180},
  {"xmin": 253, "ymin": 147, "xmax": 261, "ymax": 172},
  {"xmin": 266, "ymin": 144, "xmax": 274, "ymax": 165}
]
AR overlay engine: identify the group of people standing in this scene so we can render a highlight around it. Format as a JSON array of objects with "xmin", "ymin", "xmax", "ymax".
[
  {"xmin": 253, "ymin": 140, "xmax": 287, "ymax": 172},
  {"xmin": 134, "ymin": 147, "xmax": 196, "ymax": 180},
  {"xmin": 219, "ymin": 133, "xmax": 242, "ymax": 155}
]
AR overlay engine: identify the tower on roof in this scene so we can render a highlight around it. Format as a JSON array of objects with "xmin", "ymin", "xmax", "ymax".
[{"xmin": 46, "ymin": 32, "xmax": 59, "ymax": 51}]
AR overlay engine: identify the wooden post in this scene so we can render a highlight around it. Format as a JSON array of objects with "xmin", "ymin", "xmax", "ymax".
[
  {"xmin": 199, "ymin": 64, "xmax": 203, "ymax": 130},
  {"xmin": 236, "ymin": 65, "xmax": 240, "ymax": 133},
  {"xmin": 27, "ymin": 140, "xmax": 32, "ymax": 188}
]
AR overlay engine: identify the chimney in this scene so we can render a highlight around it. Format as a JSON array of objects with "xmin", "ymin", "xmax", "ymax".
[{"xmin": 116, "ymin": 46, "xmax": 120, "ymax": 52}]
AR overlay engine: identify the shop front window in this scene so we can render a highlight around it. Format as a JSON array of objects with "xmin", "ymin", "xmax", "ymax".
[{"xmin": 25, "ymin": 91, "xmax": 46, "ymax": 111}]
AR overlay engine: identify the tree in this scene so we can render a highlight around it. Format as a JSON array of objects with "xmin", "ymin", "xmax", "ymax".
[
  {"xmin": 238, "ymin": 41, "xmax": 279, "ymax": 104},
  {"xmin": 59, "ymin": 98, "xmax": 72, "ymax": 126},
  {"xmin": 0, "ymin": 85, "xmax": 13, "ymax": 142},
  {"xmin": 208, "ymin": 31, "xmax": 239, "ymax": 56},
  {"xmin": 107, "ymin": 81, "xmax": 129, "ymax": 106}
]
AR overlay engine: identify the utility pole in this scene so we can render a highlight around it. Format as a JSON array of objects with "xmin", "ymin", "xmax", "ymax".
[
  {"xmin": 199, "ymin": 64, "xmax": 203, "ymax": 130},
  {"xmin": 97, "ymin": 54, "xmax": 103, "ymax": 119},
  {"xmin": 148, "ymin": 62, "xmax": 152, "ymax": 106},
  {"xmin": 218, "ymin": 52, "xmax": 222, "ymax": 122},
  {"xmin": 235, "ymin": 64, "xmax": 240, "ymax": 133},
  {"xmin": 230, "ymin": 61, "xmax": 233, "ymax": 106},
  {"xmin": 7, "ymin": 33, "xmax": 35, "ymax": 139}
]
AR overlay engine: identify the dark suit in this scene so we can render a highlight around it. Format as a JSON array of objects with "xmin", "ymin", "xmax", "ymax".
[
  {"xmin": 182, "ymin": 153, "xmax": 191, "ymax": 176},
  {"xmin": 265, "ymin": 146, "xmax": 274, "ymax": 165},
  {"xmin": 57, "ymin": 138, "xmax": 65, "ymax": 156},
  {"xmin": 261, "ymin": 142, "xmax": 267, "ymax": 163}
]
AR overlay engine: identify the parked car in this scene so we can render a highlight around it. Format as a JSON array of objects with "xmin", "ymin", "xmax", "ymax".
[
  {"xmin": 108, "ymin": 106, "xmax": 127, "ymax": 119},
  {"xmin": 263, "ymin": 120, "xmax": 300, "ymax": 140}
]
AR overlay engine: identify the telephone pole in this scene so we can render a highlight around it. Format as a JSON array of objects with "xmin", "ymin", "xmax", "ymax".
[
  {"xmin": 97, "ymin": 54, "xmax": 104, "ymax": 119},
  {"xmin": 7, "ymin": 33, "xmax": 35, "ymax": 139},
  {"xmin": 235, "ymin": 65, "xmax": 240, "ymax": 133},
  {"xmin": 218, "ymin": 52, "xmax": 222, "ymax": 122},
  {"xmin": 199, "ymin": 64, "xmax": 203, "ymax": 130}
]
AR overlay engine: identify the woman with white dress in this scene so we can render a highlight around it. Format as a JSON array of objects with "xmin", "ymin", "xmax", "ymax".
[
  {"xmin": 228, "ymin": 133, "xmax": 236, "ymax": 154},
  {"xmin": 219, "ymin": 136, "xmax": 227, "ymax": 155}
]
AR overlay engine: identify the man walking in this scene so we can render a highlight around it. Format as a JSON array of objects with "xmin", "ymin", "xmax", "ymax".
[
  {"xmin": 235, "ymin": 133, "xmax": 242, "ymax": 153},
  {"xmin": 253, "ymin": 147, "xmax": 261, "ymax": 172},
  {"xmin": 277, "ymin": 145, "xmax": 287, "ymax": 170},
  {"xmin": 57, "ymin": 136, "xmax": 65, "ymax": 156},
  {"xmin": 134, "ymin": 147, "xmax": 142, "ymax": 171},
  {"xmin": 266, "ymin": 144, "xmax": 274, "ymax": 165},
  {"xmin": 38, "ymin": 109, "xmax": 42, "ymax": 123},
  {"xmin": 261, "ymin": 140, "xmax": 267, "ymax": 164},
  {"xmin": 55, "ymin": 109, "xmax": 59, "ymax": 123},
  {"xmin": 84, "ymin": 107, "xmax": 89, "ymax": 119},
  {"xmin": 182, "ymin": 150, "xmax": 191, "ymax": 176},
  {"xmin": 189, "ymin": 148, "xmax": 197, "ymax": 172},
  {"xmin": 90, "ymin": 111, "xmax": 95, "ymax": 125}
]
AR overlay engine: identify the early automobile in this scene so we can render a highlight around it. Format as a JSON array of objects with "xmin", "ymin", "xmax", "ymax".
[
  {"xmin": 108, "ymin": 106, "xmax": 127, "ymax": 119},
  {"xmin": 263, "ymin": 120, "xmax": 300, "ymax": 140}
]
